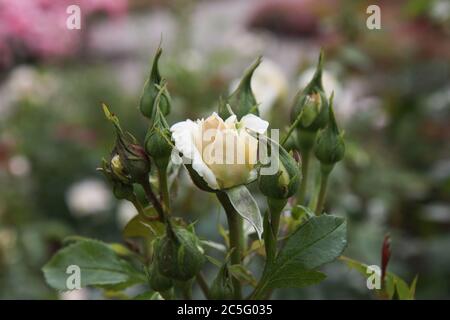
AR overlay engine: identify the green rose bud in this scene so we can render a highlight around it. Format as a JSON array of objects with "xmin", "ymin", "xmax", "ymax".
[
  {"xmin": 148, "ymin": 261, "xmax": 173, "ymax": 292},
  {"xmin": 139, "ymin": 46, "xmax": 171, "ymax": 119},
  {"xmin": 145, "ymin": 93, "xmax": 173, "ymax": 170},
  {"xmin": 219, "ymin": 56, "xmax": 261, "ymax": 120},
  {"xmin": 209, "ymin": 262, "xmax": 235, "ymax": 300},
  {"xmin": 258, "ymin": 136, "xmax": 301, "ymax": 199},
  {"xmin": 296, "ymin": 129, "xmax": 317, "ymax": 154},
  {"xmin": 156, "ymin": 227, "xmax": 205, "ymax": 281},
  {"xmin": 283, "ymin": 129, "xmax": 298, "ymax": 152},
  {"xmin": 291, "ymin": 51, "xmax": 329, "ymax": 132},
  {"xmin": 98, "ymin": 157, "xmax": 134, "ymax": 201},
  {"xmin": 314, "ymin": 94, "xmax": 345, "ymax": 166},
  {"xmin": 103, "ymin": 104, "xmax": 150, "ymax": 184}
]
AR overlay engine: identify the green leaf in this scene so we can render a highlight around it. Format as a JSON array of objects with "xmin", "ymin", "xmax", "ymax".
[
  {"xmin": 259, "ymin": 215, "xmax": 346, "ymax": 293},
  {"xmin": 340, "ymin": 256, "xmax": 418, "ymax": 300},
  {"xmin": 205, "ymin": 255, "xmax": 222, "ymax": 268},
  {"xmin": 265, "ymin": 269, "xmax": 326, "ymax": 289},
  {"xmin": 133, "ymin": 291, "xmax": 161, "ymax": 300},
  {"xmin": 122, "ymin": 208, "xmax": 164, "ymax": 240},
  {"xmin": 229, "ymin": 264, "xmax": 258, "ymax": 287},
  {"xmin": 63, "ymin": 236, "xmax": 136, "ymax": 258},
  {"xmin": 275, "ymin": 215, "xmax": 347, "ymax": 270},
  {"xmin": 224, "ymin": 186, "xmax": 263, "ymax": 239},
  {"xmin": 42, "ymin": 239, "xmax": 146, "ymax": 291},
  {"xmin": 409, "ymin": 275, "xmax": 418, "ymax": 299},
  {"xmin": 201, "ymin": 240, "xmax": 227, "ymax": 252},
  {"xmin": 291, "ymin": 205, "xmax": 315, "ymax": 221}
]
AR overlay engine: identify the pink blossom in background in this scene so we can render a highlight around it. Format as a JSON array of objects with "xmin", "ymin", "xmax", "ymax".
[{"xmin": 0, "ymin": 0, "xmax": 128, "ymax": 68}]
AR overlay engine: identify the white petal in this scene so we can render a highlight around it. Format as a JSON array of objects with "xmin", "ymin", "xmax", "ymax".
[
  {"xmin": 225, "ymin": 114, "xmax": 237, "ymax": 125},
  {"xmin": 170, "ymin": 120, "xmax": 219, "ymax": 190},
  {"xmin": 240, "ymin": 114, "xmax": 269, "ymax": 134}
]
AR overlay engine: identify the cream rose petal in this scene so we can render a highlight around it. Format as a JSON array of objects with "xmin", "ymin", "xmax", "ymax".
[
  {"xmin": 170, "ymin": 120, "xmax": 219, "ymax": 190},
  {"xmin": 240, "ymin": 114, "xmax": 269, "ymax": 134}
]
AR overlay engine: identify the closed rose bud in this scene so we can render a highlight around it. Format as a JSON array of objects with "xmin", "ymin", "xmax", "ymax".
[
  {"xmin": 145, "ymin": 103, "xmax": 173, "ymax": 169},
  {"xmin": 283, "ymin": 129, "xmax": 298, "ymax": 152},
  {"xmin": 115, "ymin": 134, "xmax": 150, "ymax": 184},
  {"xmin": 98, "ymin": 157, "xmax": 134, "ymax": 201},
  {"xmin": 139, "ymin": 46, "xmax": 171, "ymax": 119},
  {"xmin": 148, "ymin": 261, "xmax": 173, "ymax": 292},
  {"xmin": 156, "ymin": 227, "xmax": 205, "ymax": 281},
  {"xmin": 291, "ymin": 51, "xmax": 329, "ymax": 132},
  {"xmin": 110, "ymin": 154, "xmax": 128, "ymax": 183},
  {"xmin": 258, "ymin": 137, "xmax": 301, "ymax": 199},
  {"xmin": 103, "ymin": 104, "xmax": 151, "ymax": 184},
  {"xmin": 219, "ymin": 57, "xmax": 262, "ymax": 120},
  {"xmin": 209, "ymin": 263, "xmax": 235, "ymax": 300},
  {"xmin": 314, "ymin": 94, "xmax": 345, "ymax": 166},
  {"xmin": 296, "ymin": 129, "xmax": 317, "ymax": 154}
]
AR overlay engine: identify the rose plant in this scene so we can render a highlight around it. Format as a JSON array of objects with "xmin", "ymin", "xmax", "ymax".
[{"xmin": 42, "ymin": 46, "xmax": 417, "ymax": 300}]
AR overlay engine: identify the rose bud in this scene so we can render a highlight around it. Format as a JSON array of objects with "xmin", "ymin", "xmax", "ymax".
[
  {"xmin": 219, "ymin": 57, "xmax": 262, "ymax": 120},
  {"xmin": 291, "ymin": 51, "xmax": 329, "ymax": 133},
  {"xmin": 144, "ymin": 102, "xmax": 173, "ymax": 170},
  {"xmin": 258, "ymin": 136, "xmax": 301, "ymax": 199},
  {"xmin": 156, "ymin": 227, "xmax": 205, "ymax": 281},
  {"xmin": 314, "ymin": 94, "xmax": 345, "ymax": 168},
  {"xmin": 98, "ymin": 157, "xmax": 134, "ymax": 201},
  {"xmin": 148, "ymin": 261, "xmax": 173, "ymax": 292},
  {"xmin": 228, "ymin": 59, "xmax": 289, "ymax": 119},
  {"xmin": 139, "ymin": 46, "xmax": 171, "ymax": 119},
  {"xmin": 103, "ymin": 104, "xmax": 150, "ymax": 184}
]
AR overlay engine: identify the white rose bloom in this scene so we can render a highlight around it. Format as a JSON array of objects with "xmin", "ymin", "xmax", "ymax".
[
  {"xmin": 230, "ymin": 59, "xmax": 288, "ymax": 118},
  {"xmin": 170, "ymin": 112, "xmax": 269, "ymax": 190}
]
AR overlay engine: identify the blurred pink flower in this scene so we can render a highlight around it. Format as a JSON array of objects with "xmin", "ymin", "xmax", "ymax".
[{"xmin": 0, "ymin": 0, "xmax": 127, "ymax": 68}]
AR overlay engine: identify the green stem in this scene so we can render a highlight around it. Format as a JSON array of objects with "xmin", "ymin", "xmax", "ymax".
[
  {"xmin": 160, "ymin": 288, "xmax": 174, "ymax": 300},
  {"xmin": 265, "ymin": 198, "xmax": 287, "ymax": 264},
  {"xmin": 297, "ymin": 149, "xmax": 311, "ymax": 206},
  {"xmin": 140, "ymin": 179, "xmax": 167, "ymax": 224},
  {"xmin": 196, "ymin": 272, "xmax": 211, "ymax": 300},
  {"xmin": 157, "ymin": 161, "xmax": 170, "ymax": 213},
  {"xmin": 251, "ymin": 198, "xmax": 286, "ymax": 300},
  {"xmin": 315, "ymin": 165, "xmax": 333, "ymax": 215},
  {"xmin": 281, "ymin": 109, "xmax": 304, "ymax": 146},
  {"xmin": 181, "ymin": 284, "xmax": 192, "ymax": 300},
  {"xmin": 129, "ymin": 193, "xmax": 160, "ymax": 224},
  {"xmin": 129, "ymin": 194, "xmax": 145, "ymax": 216},
  {"xmin": 216, "ymin": 192, "xmax": 243, "ymax": 300},
  {"xmin": 250, "ymin": 274, "xmax": 269, "ymax": 300}
]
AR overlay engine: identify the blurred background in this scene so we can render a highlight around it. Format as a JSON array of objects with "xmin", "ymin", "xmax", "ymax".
[{"xmin": 0, "ymin": 0, "xmax": 449, "ymax": 299}]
